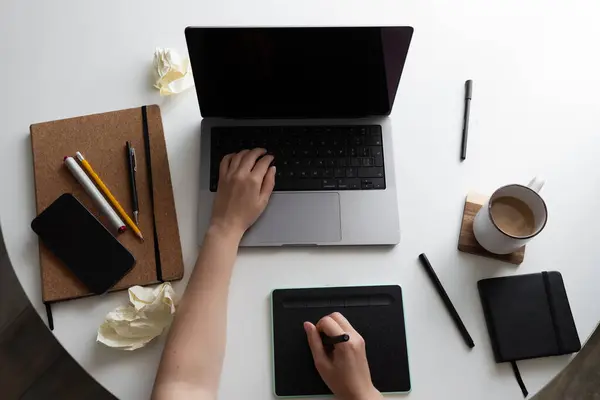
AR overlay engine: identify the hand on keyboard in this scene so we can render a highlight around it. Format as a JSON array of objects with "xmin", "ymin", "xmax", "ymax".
[{"xmin": 210, "ymin": 148, "xmax": 275, "ymax": 237}]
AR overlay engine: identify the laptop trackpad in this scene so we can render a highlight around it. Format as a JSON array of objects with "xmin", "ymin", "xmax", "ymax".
[{"xmin": 245, "ymin": 193, "xmax": 341, "ymax": 244}]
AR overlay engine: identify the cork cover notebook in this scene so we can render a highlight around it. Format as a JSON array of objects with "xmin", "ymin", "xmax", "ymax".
[{"xmin": 30, "ymin": 105, "xmax": 184, "ymax": 303}]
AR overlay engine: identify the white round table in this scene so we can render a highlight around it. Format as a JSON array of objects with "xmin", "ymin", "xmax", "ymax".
[{"xmin": 2, "ymin": 1, "xmax": 600, "ymax": 399}]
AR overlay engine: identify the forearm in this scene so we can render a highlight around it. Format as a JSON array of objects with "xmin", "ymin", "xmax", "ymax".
[{"xmin": 152, "ymin": 225, "xmax": 242, "ymax": 399}]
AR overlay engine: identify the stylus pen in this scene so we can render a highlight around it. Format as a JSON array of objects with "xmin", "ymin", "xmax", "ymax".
[
  {"xmin": 460, "ymin": 80, "xmax": 473, "ymax": 161},
  {"xmin": 64, "ymin": 156, "xmax": 126, "ymax": 234},
  {"xmin": 321, "ymin": 333, "xmax": 350, "ymax": 346},
  {"xmin": 418, "ymin": 253, "xmax": 475, "ymax": 348},
  {"xmin": 126, "ymin": 142, "xmax": 139, "ymax": 225}
]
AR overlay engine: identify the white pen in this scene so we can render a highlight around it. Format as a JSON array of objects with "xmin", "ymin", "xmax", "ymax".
[{"xmin": 63, "ymin": 156, "xmax": 126, "ymax": 234}]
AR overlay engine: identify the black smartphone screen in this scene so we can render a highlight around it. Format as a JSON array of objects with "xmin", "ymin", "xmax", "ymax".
[{"xmin": 31, "ymin": 193, "xmax": 136, "ymax": 294}]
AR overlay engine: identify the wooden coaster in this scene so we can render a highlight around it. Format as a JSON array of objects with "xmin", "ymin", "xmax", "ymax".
[{"xmin": 458, "ymin": 192, "xmax": 525, "ymax": 265}]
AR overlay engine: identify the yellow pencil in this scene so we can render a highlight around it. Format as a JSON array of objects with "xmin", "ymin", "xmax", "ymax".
[{"xmin": 76, "ymin": 151, "xmax": 144, "ymax": 241}]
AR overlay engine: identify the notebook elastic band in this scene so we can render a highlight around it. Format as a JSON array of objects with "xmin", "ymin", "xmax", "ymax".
[
  {"xmin": 45, "ymin": 302, "xmax": 54, "ymax": 331},
  {"xmin": 142, "ymin": 106, "xmax": 163, "ymax": 282},
  {"xmin": 542, "ymin": 271, "xmax": 563, "ymax": 352},
  {"xmin": 511, "ymin": 361, "xmax": 528, "ymax": 397}
]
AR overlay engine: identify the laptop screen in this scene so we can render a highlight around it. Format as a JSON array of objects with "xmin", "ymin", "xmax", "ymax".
[{"xmin": 185, "ymin": 27, "xmax": 413, "ymax": 119}]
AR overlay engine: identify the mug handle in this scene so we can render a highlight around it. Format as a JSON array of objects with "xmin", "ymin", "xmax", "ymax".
[{"xmin": 528, "ymin": 177, "xmax": 545, "ymax": 193}]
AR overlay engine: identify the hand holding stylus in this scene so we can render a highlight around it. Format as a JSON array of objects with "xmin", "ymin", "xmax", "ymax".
[{"xmin": 304, "ymin": 312, "xmax": 383, "ymax": 400}]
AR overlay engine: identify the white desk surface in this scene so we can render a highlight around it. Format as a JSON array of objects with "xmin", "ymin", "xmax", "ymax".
[{"xmin": 2, "ymin": 1, "xmax": 600, "ymax": 399}]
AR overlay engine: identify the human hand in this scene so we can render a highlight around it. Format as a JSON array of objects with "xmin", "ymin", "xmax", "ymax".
[
  {"xmin": 209, "ymin": 148, "xmax": 275, "ymax": 237},
  {"xmin": 304, "ymin": 313, "xmax": 382, "ymax": 400}
]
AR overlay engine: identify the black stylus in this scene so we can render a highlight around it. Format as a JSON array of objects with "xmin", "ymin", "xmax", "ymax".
[
  {"xmin": 321, "ymin": 333, "xmax": 350, "ymax": 346},
  {"xmin": 461, "ymin": 80, "xmax": 473, "ymax": 161},
  {"xmin": 418, "ymin": 253, "xmax": 475, "ymax": 348}
]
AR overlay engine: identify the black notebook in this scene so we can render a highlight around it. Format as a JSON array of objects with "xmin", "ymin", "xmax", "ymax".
[
  {"xmin": 271, "ymin": 285, "xmax": 410, "ymax": 397},
  {"xmin": 478, "ymin": 271, "xmax": 581, "ymax": 363}
]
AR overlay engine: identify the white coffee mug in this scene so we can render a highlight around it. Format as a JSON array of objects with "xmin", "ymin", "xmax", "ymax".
[{"xmin": 473, "ymin": 177, "xmax": 548, "ymax": 254}]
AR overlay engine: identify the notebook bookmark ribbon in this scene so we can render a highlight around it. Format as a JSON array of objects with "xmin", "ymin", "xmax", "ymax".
[
  {"xmin": 511, "ymin": 361, "xmax": 528, "ymax": 397},
  {"xmin": 142, "ymin": 106, "xmax": 163, "ymax": 282}
]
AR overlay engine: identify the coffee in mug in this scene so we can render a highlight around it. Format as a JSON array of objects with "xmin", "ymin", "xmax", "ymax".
[
  {"xmin": 490, "ymin": 196, "xmax": 536, "ymax": 237},
  {"xmin": 473, "ymin": 177, "xmax": 547, "ymax": 254}
]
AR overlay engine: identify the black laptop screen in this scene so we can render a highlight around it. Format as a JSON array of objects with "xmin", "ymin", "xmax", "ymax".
[{"xmin": 185, "ymin": 27, "xmax": 413, "ymax": 119}]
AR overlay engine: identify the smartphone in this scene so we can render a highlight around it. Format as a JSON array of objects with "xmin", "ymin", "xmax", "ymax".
[{"xmin": 31, "ymin": 193, "xmax": 136, "ymax": 294}]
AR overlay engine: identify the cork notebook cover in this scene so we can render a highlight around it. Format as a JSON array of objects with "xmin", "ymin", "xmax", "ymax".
[{"xmin": 30, "ymin": 105, "xmax": 184, "ymax": 303}]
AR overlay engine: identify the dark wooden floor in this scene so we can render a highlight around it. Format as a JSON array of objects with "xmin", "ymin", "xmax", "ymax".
[
  {"xmin": 0, "ymin": 228, "xmax": 115, "ymax": 400},
  {"xmin": 0, "ymin": 225, "xmax": 598, "ymax": 400}
]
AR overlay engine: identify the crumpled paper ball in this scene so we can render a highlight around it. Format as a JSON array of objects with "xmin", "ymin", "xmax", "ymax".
[
  {"xmin": 97, "ymin": 282, "xmax": 178, "ymax": 351},
  {"xmin": 153, "ymin": 47, "xmax": 194, "ymax": 96}
]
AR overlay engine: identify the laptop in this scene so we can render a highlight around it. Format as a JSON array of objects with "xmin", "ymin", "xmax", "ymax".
[{"xmin": 185, "ymin": 26, "xmax": 414, "ymax": 246}]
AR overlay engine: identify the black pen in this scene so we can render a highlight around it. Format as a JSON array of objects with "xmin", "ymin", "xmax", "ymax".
[
  {"xmin": 418, "ymin": 253, "xmax": 475, "ymax": 348},
  {"xmin": 126, "ymin": 141, "xmax": 139, "ymax": 225},
  {"xmin": 460, "ymin": 80, "xmax": 473, "ymax": 161}
]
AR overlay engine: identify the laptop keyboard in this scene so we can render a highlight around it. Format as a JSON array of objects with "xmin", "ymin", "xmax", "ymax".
[{"xmin": 210, "ymin": 125, "xmax": 385, "ymax": 192}]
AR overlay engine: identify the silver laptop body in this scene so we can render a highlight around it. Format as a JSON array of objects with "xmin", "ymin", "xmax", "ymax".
[{"xmin": 186, "ymin": 26, "xmax": 414, "ymax": 246}]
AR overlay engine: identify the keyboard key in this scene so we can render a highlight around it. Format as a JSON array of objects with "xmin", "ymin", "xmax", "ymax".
[
  {"xmin": 350, "ymin": 158, "xmax": 362, "ymax": 167},
  {"xmin": 361, "ymin": 158, "xmax": 374, "ymax": 167},
  {"xmin": 323, "ymin": 168, "xmax": 334, "ymax": 178},
  {"xmin": 359, "ymin": 146, "xmax": 370, "ymax": 157},
  {"xmin": 346, "ymin": 167, "xmax": 357, "ymax": 178},
  {"xmin": 318, "ymin": 147, "xmax": 334, "ymax": 157},
  {"xmin": 336, "ymin": 158, "xmax": 347, "ymax": 167},
  {"xmin": 361, "ymin": 178, "xmax": 385, "ymax": 190},
  {"xmin": 369, "ymin": 125, "xmax": 382, "ymax": 135},
  {"xmin": 332, "ymin": 137, "xmax": 345, "ymax": 146},
  {"xmin": 299, "ymin": 148, "xmax": 316, "ymax": 157},
  {"xmin": 322, "ymin": 179, "xmax": 337, "ymax": 189},
  {"xmin": 372, "ymin": 179, "xmax": 385, "ymax": 189},
  {"xmin": 310, "ymin": 168, "xmax": 320, "ymax": 178},
  {"xmin": 346, "ymin": 178, "xmax": 361, "ymax": 189},
  {"xmin": 374, "ymin": 155, "xmax": 384, "ymax": 167},
  {"xmin": 290, "ymin": 180, "xmax": 322, "ymax": 190},
  {"xmin": 358, "ymin": 167, "xmax": 384, "ymax": 178},
  {"xmin": 337, "ymin": 179, "xmax": 349, "ymax": 189},
  {"xmin": 365, "ymin": 136, "xmax": 382, "ymax": 146},
  {"xmin": 351, "ymin": 137, "xmax": 363, "ymax": 146},
  {"xmin": 315, "ymin": 159, "xmax": 325, "ymax": 168},
  {"xmin": 369, "ymin": 147, "xmax": 383, "ymax": 157},
  {"xmin": 334, "ymin": 168, "xmax": 345, "ymax": 177},
  {"xmin": 299, "ymin": 169, "xmax": 309, "ymax": 178}
]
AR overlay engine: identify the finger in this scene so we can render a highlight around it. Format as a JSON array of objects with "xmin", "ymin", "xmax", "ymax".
[
  {"xmin": 316, "ymin": 316, "xmax": 345, "ymax": 337},
  {"xmin": 219, "ymin": 154, "xmax": 233, "ymax": 178},
  {"xmin": 239, "ymin": 148, "xmax": 267, "ymax": 172},
  {"xmin": 251, "ymin": 154, "xmax": 274, "ymax": 178},
  {"xmin": 328, "ymin": 312, "xmax": 357, "ymax": 334},
  {"xmin": 260, "ymin": 166, "xmax": 276, "ymax": 200},
  {"xmin": 304, "ymin": 322, "xmax": 328, "ymax": 368},
  {"xmin": 228, "ymin": 150, "xmax": 249, "ymax": 173}
]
